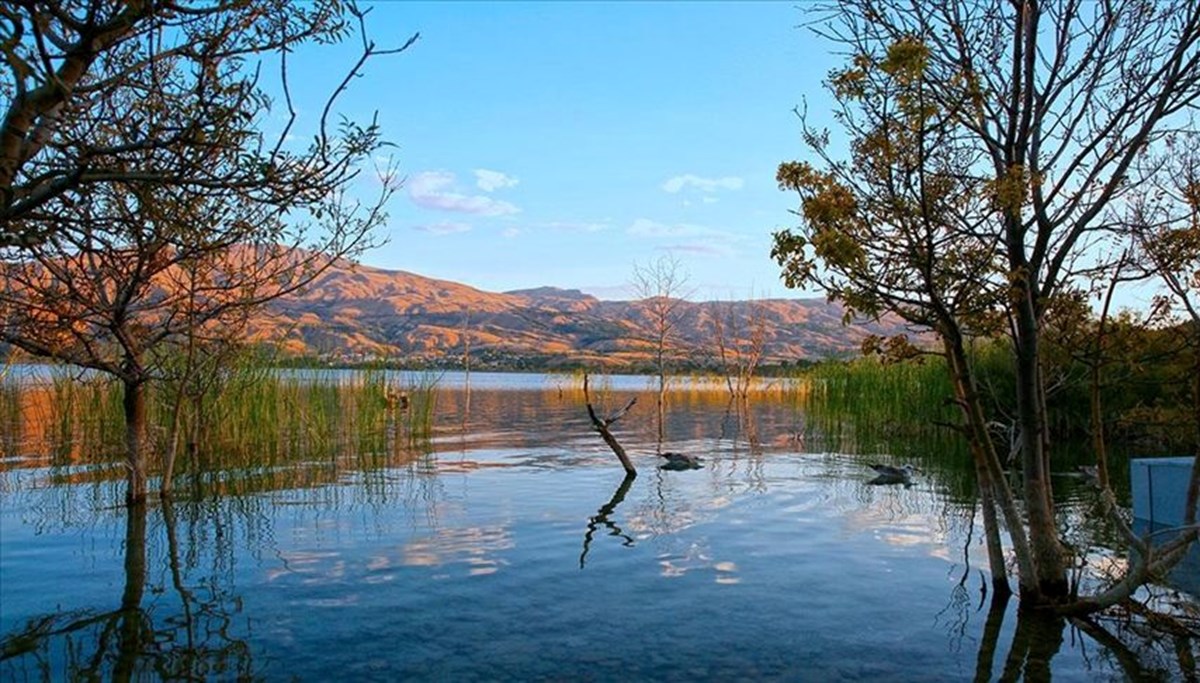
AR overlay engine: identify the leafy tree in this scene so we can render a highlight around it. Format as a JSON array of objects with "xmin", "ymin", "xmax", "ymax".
[
  {"xmin": 0, "ymin": 1, "xmax": 416, "ymax": 504},
  {"xmin": 774, "ymin": 0, "xmax": 1200, "ymax": 607}
]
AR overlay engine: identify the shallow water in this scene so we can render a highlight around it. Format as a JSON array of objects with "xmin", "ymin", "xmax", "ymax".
[{"xmin": 0, "ymin": 377, "xmax": 1195, "ymax": 681}]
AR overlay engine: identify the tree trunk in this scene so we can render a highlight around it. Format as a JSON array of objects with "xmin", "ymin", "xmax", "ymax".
[
  {"xmin": 583, "ymin": 374, "xmax": 638, "ymax": 476},
  {"xmin": 943, "ymin": 331, "xmax": 1037, "ymax": 597},
  {"xmin": 1088, "ymin": 269, "xmax": 1122, "ymax": 490},
  {"xmin": 656, "ymin": 364, "xmax": 666, "ymax": 446},
  {"xmin": 161, "ymin": 388, "xmax": 184, "ymax": 496},
  {"xmin": 1012, "ymin": 292, "xmax": 1070, "ymax": 599},
  {"xmin": 1089, "ymin": 360, "xmax": 1110, "ymax": 488},
  {"xmin": 974, "ymin": 452, "xmax": 1012, "ymax": 598},
  {"xmin": 123, "ymin": 378, "xmax": 149, "ymax": 505},
  {"xmin": 1189, "ymin": 348, "xmax": 1200, "ymax": 525}
]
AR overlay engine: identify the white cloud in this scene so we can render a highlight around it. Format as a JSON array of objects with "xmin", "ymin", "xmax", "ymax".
[
  {"xmin": 413, "ymin": 221, "xmax": 471, "ymax": 235},
  {"xmin": 542, "ymin": 220, "xmax": 609, "ymax": 233},
  {"xmin": 661, "ymin": 174, "xmax": 744, "ymax": 194},
  {"xmin": 628, "ymin": 218, "xmax": 694, "ymax": 238},
  {"xmin": 658, "ymin": 242, "xmax": 730, "ymax": 256},
  {"xmin": 474, "ymin": 169, "xmax": 519, "ymax": 192},
  {"xmin": 408, "ymin": 171, "xmax": 520, "ymax": 216},
  {"xmin": 627, "ymin": 218, "xmax": 745, "ymax": 258},
  {"xmin": 501, "ymin": 227, "xmax": 521, "ymax": 239}
]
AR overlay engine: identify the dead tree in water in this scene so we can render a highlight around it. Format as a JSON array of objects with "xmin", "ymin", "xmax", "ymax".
[
  {"xmin": 583, "ymin": 374, "xmax": 637, "ymax": 476},
  {"xmin": 631, "ymin": 255, "xmax": 691, "ymax": 444}
]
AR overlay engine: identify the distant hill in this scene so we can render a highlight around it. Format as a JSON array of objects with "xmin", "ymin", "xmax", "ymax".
[{"xmin": 253, "ymin": 260, "xmax": 914, "ymax": 367}]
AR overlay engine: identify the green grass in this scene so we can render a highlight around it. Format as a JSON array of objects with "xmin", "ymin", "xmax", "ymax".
[
  {"xmin": 4, "ymin": 361, "xmax": 441, "ymax": 494},
  {"xmin": 788, "ymin": 357, "xmax": 957, "ymax": 432},
  {"xmin": 780, "ymin": 357, "xmax": 982, "ymax": 498}
]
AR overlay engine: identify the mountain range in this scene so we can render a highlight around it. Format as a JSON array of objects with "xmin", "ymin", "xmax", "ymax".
[{"xmin": 255, "ymin": 260, "xmax": 913, "ymax": 368}]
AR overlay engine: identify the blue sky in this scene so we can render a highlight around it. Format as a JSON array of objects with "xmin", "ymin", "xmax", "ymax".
[{"xmin": 286, "ymin": 2, "xmax": 838, "ymax": 301}]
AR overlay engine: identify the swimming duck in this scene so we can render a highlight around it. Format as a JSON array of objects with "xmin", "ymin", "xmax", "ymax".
[
  {"xmin": 869, "ymin": 463, "xmax": 920, "ymax": 478},
  {"xmin": 659, "ymin": 452, "xmax": 703, "ymax": 470}
]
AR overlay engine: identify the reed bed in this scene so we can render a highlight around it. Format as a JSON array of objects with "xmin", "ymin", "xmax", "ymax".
[
  {"xmin": 172, "ymin": 367, "xmax": 442, "ymax": 487},
  {"xmin": 0, "ymin": 379, "xmax": 21, "ymax": 458},
  {"xmin": 1, "ymin": 363, "xmax": 441, "ymax": 494},
  {"xmin": 789, "ymin": 358, "xmax": 956, "ymax": 421},
  {"xmin": 551, "ymin": 369, "xmax": 804, "ymax": 406},
  {"xmin": 556, "ymin": 360, "xmax": 956, "ymax": 432},
  {"xmin": 782, "ymin": 358, "xmax": 966, "ymax": 460}
]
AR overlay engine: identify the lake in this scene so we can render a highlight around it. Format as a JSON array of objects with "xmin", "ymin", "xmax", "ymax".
[{"xmin": 1, "ymin": 371, "xmax": 1195, "ymax": 680}]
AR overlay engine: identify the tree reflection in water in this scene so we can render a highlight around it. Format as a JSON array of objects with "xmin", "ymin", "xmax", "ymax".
[
  {"xmin": 0, "ymin": 500, "xmax": 255, "ymax": 680},
  {"xmin": 973, "ymin": 595, "xmax": 1008, "ymax": 683},
  {"xmin": 931, "ymin": 540, "xmax": 1200, "ymax": 682},
  {"xmin": 928, "ymin": 578, "xmax": 1200, "ymax": 682},
  {"xmin": 579, "ymin": 473, "xmax": 637, "ymax": 569}
]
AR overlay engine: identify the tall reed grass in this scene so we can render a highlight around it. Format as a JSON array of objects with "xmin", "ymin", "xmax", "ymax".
[
  {"xmin": 783, "ymin": 357, "xmax": 965, "ymax": 459},
  {"xmin": 2, "ymin": 360, "xmax": 441, "ymax": 494},
  {"xmin": 789, "ymin": 358, "xmax": 955, "ymax": 420}
]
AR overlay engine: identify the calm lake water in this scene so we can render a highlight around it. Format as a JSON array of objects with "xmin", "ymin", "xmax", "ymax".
[{"xmin": 1, "ymin": 371, "xmax": 1196, "ymax": 680}]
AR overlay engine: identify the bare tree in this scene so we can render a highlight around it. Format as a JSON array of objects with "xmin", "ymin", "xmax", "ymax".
[
  {"xmin": 630, "ymin": 254, "xmax": 691, "ymax": 444},
  {"xmin": 583, "ymin": 373, "xmax": 637, "ymax": 476},
  {"xmin": 708, "ymin": 298, "xmax": 768, "ymax": 401},
  {"xmin": 0, "ymin": 1, "xmax": 415, "ymax": 504}
]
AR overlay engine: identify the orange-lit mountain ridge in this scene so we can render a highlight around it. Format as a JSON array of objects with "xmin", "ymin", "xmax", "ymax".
[{"xmin": 255, "ymin": 260, "xmax": 913, "ymax": 367}]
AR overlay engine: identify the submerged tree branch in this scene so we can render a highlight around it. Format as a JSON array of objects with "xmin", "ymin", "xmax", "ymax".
[{"xmin": 583, "ymin": 374, "xmax": 637, "ymax": 476}]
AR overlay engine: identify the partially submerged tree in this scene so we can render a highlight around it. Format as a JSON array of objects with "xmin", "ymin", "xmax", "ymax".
[
  {"xmin": 0, "ymin": 1, "xmax": 415, "ymax": 504},
  {"xmin": 708, "ymin": 298, "xmax": 768, "ymax": 401},
  {"xmin": 773, "ymin": 0, "xmax": 1200, "ymax": 607},
  {"xmin": 582, "ymin": 373, "xmax": 637, "ymax": 476},
  {"xmin": 630, "ymin": 255, "xmax": 691, "ymax": 444}
]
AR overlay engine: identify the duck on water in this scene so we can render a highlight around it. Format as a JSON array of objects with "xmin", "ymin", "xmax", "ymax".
[
  {"xmin": 659, "ymin": 452, "xmax": 703, "ymax": 470},
  {"xmin": 867, "ymin": 463, "xmax": 920, "ymax": 486}
]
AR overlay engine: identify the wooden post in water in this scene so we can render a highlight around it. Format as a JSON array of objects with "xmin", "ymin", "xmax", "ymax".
[{"xmin": 583, "ymin": 374, "xmax": 637, "ymax": 476}]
